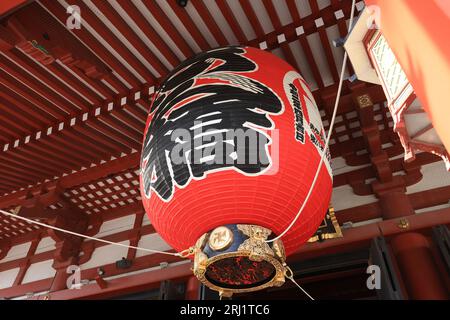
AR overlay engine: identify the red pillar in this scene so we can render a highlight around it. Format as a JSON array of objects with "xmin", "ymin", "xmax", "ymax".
[
  {"xmin": 375, "ymin": 172, "xmax": 448, "ymax": 298},
  {"xmin": 378, "ymin": 188, "xmax": 414, "ymax": 219},
  {"xmin": 51, "ymin": 257, "xmax": 78, "ymax": 291},
  {"xmin": 390, "ymin": 233, "xmax": 449, "ymax": 299},
  {"xmin": 185, "ymin": 276, "xmax": 200, "ymax": 300}
]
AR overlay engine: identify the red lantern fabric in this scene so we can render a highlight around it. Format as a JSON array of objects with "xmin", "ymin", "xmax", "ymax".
[{"xmin": 140, "ymin": 46, "xmax": 332, "ymax": 256}]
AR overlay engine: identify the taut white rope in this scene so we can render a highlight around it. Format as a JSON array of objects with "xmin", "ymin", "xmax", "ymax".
[
  {"xmin": 288, "ymin": 276, "xmax": 315, "ymax": 301},
  {"xmin": 285, "ymin": 265, "xmax": 315, "ymax": 300},
  {"xmin": 267, "ymin": 0, "xmax": 358, "ymax": 243},
  {"xmin": 0, "ymin": 208, "xmax": 184, "ymax": 257}
]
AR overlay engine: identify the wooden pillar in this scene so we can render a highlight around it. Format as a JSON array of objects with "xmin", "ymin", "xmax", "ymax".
[
  {"xmin": 355, "ymin": 92, "xmax": 448, "ymax": 299},
  {"xmin": 376, "ymin": 182, "xmax": 414, "ymax": 220},
  {"xmin": 390, "ymin": 232, "xmax": 449, "ymax": 299},
  {"xmin": 373, "ymin": 173, "xmax": 447, "ymax": 299},
  {"xmin": 13, "ymin": 236, "xmax": 40, "ymax": 286},
  {"xmin": 51, "ymin": 256, "xmax": 78, "ymax": 291},
  {"xmin": 185, "ymin": 276, "xmax": 200, "ymax": 300}
]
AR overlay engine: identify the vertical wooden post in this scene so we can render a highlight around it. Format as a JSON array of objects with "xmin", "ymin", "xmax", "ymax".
[
  {"xmin": 390, "ymin": 232, "xmax": 449, "ymax": 299},
  {"xmin": 185, "ymin": 276, "xmax": 200, "ymax": 300}
]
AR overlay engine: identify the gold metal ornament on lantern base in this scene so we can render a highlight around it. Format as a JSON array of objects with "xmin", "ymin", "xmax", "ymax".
[
  {"xmin": 191, "ymin": 206, "xmax": 342, "ymax": 297},
  {"xmin": 193, "ymin": 224, "xmax": 287, "ymax": 298}
]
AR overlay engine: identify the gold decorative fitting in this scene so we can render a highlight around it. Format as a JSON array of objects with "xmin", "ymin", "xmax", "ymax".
[
  {"xmin": 179, "ymin": 246, "xmax": 196, "ymax": 258},
  {"xmin": 193, "ymin": 224, "xmax": 286, "ymax": 297},
  {"xmin": 397, "ymin": 218, "xmax": 410, "ymax": 230},
  {"xmin": 209, "ymin": 226, "xmax": 234, "ymax": 251},
  {"xmin": 307, "ymin": 206, "xmax": 343, "ymax": 243},
  {"xmin": 356, "ymin": 94, "xmax": 374, "ymax": 108},
  {"xmin": 237, "ymin": 225, "xmax": 274, "ymax": 261}
]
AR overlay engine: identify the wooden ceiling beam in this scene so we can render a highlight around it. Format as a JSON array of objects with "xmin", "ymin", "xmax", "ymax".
[
  {"xmin": 336, "ymin": 186, "xmax": 450, "ymax": 225},
  {"xmin": 0, "ymin": 111, "xmax": 29, "ymax": 138},
  {"xmin": 293, "ymin": 206, "xmax": 450, "ymax": 261},
  {"xmin": 4, "ymin": 141, "xmax": 81, "ymax": 177},
  {"xmin": 0, "ymin": 76, "xmax": 149, "ymax": 194},
  {"xmin": 92, "ymin": 0, "xmax": 170, "ymax": 76},
  {"xmin": 63, "ymin": 0, "xmax": 155, "ymax": 83},
  {"xmin": 39, "ymin": 0, "xmax": 141, "ymax": 89},
  {"xmin": 0, "ymin": 56, "xmax": 80, "ymax": 115},
  {"xmin": 86, "ymin": 119, "xmax": 141, "ymax": 150},
  {"xmin": 2, "ymin": 47, "xmax": 95, "ymax": 111},
  {"xmin": 216, "ymin": 0, "xmax": 247, "ymax": 43},
  {"xmin": 138, "ymin": 0, "xmax": 193, "ymax": 58},
  {"xmin": 240, "ymin": 0, "xmax": 265, "ymax": 38},
  {"xmin": 0, "ymin": 255, "xmax": 188, "ymax": 300},
  {"xmin": 0, "ymin": 174, "xmax": 27, "ymax": 189},
  {"xmin": 285, "ymin": 0, "xmax": 325, "ymax": 88},
  {"xmin": 330, "ymin": 0, "xmax": 355, "ymax": 75},
  {"xmin": 0, "ymin": 147, "xmax": 64, "ymax": 179},
  {"xmin": 166, "ymin": 0, "xmax": 209, "ymax": 51},
  {"xmin": 62, "ymin": 124, "xmax": 130, "ymax": 156},
  {"xmin": 0, "ymin": 0, "xmax": 27, "ymax": 17},
  {"xmin": 245, "ymin": 0, "xmax": 354, "ymax": 51},
  {"xmin": 47, "ymin": 131, "xmax": 115, "ymax": 163},
  {"xmin": 190, "ymin": 0, "xmax": 228, "ymax": 47},
  {"xmin": 9, "ymin": 43, "xmax": 103, "ymax": 106},
  {"xmin": 0, "ymin": 71, "xmax": 67, "ymax": 121},
  {"xmin": 262, "ymin": 0, "xmax": 304, "ymax": 74},
  {"xmin": 0, "ymin": 152, "xmax": 140, "ymax": 209},
  {"xmin": 308, "ymin": 0, "xmax": 339, "ymax": 82},
  {"xmin": 115, "ymin": 0, "xmax": 181, "ymax": 68},
  {"xmin": 0, "ymin": 99, "xmax": 45, "ymax": 132}
]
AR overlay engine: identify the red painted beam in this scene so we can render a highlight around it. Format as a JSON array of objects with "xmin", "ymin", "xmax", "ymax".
[
  {"xmin": 166, "ymin": 0, "xmax": 209, "ymax": 51},
  {"xmin": 0, "ymin": 278, "xmax": 52, "ymax": 299},
  {"xmin": 308, "ymin": 0, "xmax": 339, "ymax": 82},
  {"xmin": 216, "ymin": 0, "xmax": 247, "ymax": 44},
  {"xmin": 0, "ymin": 0, "xmax": 28, "ymax": 17},
  {"xmin": 262, "ymin": 0, "xmax": 303, "ymax": 74},
  {"xmin": 46, "ymin": 263, "xmax": 191, "ymax": 300},
  {"xmin": 285, "ymin": 0, "xmax": 325, "ymax": 88},
  {"xmin": 291, "ymin": 207, "xmax": 450, "ymax": 261},
  {"xmin": 190, "ymin": 0, "xmax": 228, "ymax": 46},
  {"xmin": 2, "ymin": 206, "xmax": 448, "ymax": 299}
]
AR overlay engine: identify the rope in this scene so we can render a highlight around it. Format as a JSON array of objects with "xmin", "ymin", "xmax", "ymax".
[
  {"xmin": 288, "ymin": 276, "xmax": 315, "ymax": 301},
  {"xmin": 267, "ymin": 0, "xmax": 358, "ymax": 243},
  {"xmin": 285, "ymin": 265, "xmax": 315, "ymax": 300},
  {"xmin": 0, "ymin": 209, "xmax": 187, "ymax": 257}
]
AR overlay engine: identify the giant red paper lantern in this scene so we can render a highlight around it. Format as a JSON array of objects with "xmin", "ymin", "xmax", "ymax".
[{"xmin": 140, "ymin": 46, "xmax": 332, "ymax": 295}]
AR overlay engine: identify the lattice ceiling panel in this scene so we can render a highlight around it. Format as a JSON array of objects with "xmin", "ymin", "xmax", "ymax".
[
  {"xmin": 0, "ymin": 215, "xmax": 41, "ymax": 241},
  {"xmin": 65, "ymin": 167, "xmax": 141, "ymax": 215}
]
